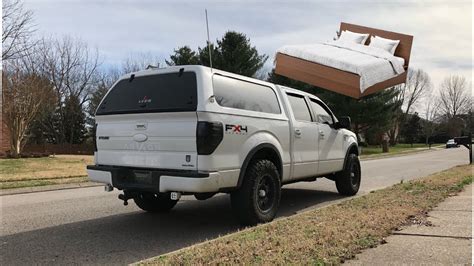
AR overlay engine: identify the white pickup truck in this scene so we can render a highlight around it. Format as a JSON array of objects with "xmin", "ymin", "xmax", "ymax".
[{"xmin": 87, "ymin": 65, "xmax": 360, "ymax": 225}]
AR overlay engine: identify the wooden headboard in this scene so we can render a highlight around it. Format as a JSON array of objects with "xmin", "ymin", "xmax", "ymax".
[{"xmin": 340, "ymin": 22, "xmax": 414, "ymax": 68}]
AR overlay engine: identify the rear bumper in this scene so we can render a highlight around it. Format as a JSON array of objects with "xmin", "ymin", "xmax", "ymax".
[
  {"xmin": 446, "ymin": 144, "xmax": 458, "ymax": 148},
  {"xmin": 86, "ymin": 165, "xmax": 225, "ymax": 193}
]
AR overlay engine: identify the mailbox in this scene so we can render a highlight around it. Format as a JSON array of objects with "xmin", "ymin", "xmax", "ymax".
[
  {"xmin": 454, "ymin": 136, "xmax": 470, "ymax": 145},
  {"xmin": 454, "ymin": 135, "xmax": 472, "ymax": 164}
]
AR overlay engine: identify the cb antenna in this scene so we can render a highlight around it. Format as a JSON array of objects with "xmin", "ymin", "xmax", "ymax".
[{"xmin": 205, "ymin": 9, "xmax": 213, "ymax": 72}]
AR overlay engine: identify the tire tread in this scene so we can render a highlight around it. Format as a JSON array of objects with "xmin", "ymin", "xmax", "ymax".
[{"xmin": 231, "ymin": 159, "xmax": 281, "ymax": 225}]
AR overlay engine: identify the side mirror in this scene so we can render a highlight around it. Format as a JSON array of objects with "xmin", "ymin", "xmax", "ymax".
[{"xmin": 337, "ymin": 116, "xmax": 351, "ymax": 130}]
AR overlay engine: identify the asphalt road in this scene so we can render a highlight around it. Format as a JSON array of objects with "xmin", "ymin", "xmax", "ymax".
[{"xmin": 0, "ymin": 148, "xmax": 468, "ymax": 265}]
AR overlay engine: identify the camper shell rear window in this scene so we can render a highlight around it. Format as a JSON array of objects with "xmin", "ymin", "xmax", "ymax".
[{"xmin": 96, "ymin": 72, "xmax": 197, "ymax": 115}]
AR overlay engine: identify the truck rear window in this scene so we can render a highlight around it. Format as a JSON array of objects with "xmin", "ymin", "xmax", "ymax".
[{"xmin": 96, "ymin": 72, "xmax": 197, "ymax": 115}]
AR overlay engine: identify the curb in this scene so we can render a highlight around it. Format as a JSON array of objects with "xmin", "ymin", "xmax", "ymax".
[
  {"xmin": 360, "ymin": 147, "xmax": 441, "ymax": 161},
  {"xmin": 0, "ymin": 182, "xmax": 103, "ymax": 196}
]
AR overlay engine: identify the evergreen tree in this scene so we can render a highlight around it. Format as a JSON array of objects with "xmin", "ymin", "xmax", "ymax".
[
  {"xmin": 267, "ymin": 69, "xmax": 317, "ymax": 93},
  {"xmin": 63, "ymin": 95, "xmax": 87, "ymax": 144},
  {"xmin": 169, "ymin": 31, "xmax": 268, "ymax": 77},
  {"xmin": 86, "ymin": 82, "xmax": 109, "ymax": 146},
  {"xmin": 401, "ymin": 112, "xmax": 422, "ymax": 146},
  {"xmin": 166, "ymin": 46, "xmax": 200, "ymax": 66},
  {"xmin": 319, "ymin": 89, "xmax": 401, "ymax": 145},
  {"xmin": 211, "ymin": 31, "xmax": 268, "ymax": 77},
  {"xmin": 198, "ymin": 43, "xmax": 218, "ymax": 68},
  {"xmin": 87, "ymin": 82, "xmax": 109, "ymax": 119},
  {"xmin": 27, "ymin": 84, "xmax": 58, "ymax": 145}
]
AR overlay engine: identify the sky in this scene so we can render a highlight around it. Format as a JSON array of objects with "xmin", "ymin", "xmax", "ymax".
[{"xmin": 24, "ymin": 0, "xmax": 473, "ymax": 110}]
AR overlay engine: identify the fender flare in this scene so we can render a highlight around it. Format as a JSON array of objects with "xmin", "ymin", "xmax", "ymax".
[
  {"xmin": 236, "ymin": 143, "xmax": 283, "ymax": 189},
  {"xmin": 343, "ymin": 143, "xmax": 359, "ymax": 170}
]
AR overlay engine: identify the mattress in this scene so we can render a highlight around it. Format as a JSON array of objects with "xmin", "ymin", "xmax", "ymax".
[{"xmin": 277, "ymin": 41, "xmax": 405, "ymax": 92}]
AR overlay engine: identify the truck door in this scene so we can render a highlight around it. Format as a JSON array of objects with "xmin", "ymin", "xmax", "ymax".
[
  {"xmin": 308, "ymin": 98, "xmax": 345, "ymax": 174},
  {"xmin": 285, "ymin": 92, "xmax": 319, "ymax": 179}
]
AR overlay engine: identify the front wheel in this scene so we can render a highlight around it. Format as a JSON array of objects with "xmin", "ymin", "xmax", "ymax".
[
  {"xmin": 231, "ymin": 159, "xmax": 281, "ymax": 226},
  {"xmin": 134, "ymin": 192, "xmax": 178, "ymax": 212},
  {"xmin": 335, "ymin": 154, "xmax": 361, "ymax": 196}
]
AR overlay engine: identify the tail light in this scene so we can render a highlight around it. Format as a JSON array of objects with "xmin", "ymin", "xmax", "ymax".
[{"xmin": 196, "ymin": 121, "xmax": 223, "ymax": 155}]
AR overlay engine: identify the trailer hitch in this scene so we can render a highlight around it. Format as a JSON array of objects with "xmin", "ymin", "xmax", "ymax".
[{"xmin": 118, "ymin": 192, "xmax": 135, "ymax": 206}]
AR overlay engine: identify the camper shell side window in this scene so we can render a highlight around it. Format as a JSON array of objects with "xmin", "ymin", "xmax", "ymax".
[{"xmin": 212, "ymin": 74, "xmax": 281, "ymax": 114}]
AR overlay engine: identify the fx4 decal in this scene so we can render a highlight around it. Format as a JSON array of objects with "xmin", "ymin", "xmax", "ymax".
[{"xmin": 225, "ymin": 124, "xmax": 248, "ymax": 135}]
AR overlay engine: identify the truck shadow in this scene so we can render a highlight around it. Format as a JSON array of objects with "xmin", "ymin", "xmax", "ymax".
[{"xmin": 1, "ymin": 187, "xmax": 344, "ymax": 265}]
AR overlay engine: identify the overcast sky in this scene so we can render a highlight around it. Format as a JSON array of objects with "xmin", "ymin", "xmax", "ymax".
[{"xmin": 24, "ymin": 0, "xmax": 472, "ymax": 106}]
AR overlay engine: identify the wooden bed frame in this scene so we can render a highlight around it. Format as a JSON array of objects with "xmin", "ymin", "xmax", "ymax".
[{"xmin": 274, "ymin": 22, "xmax": 414, "ymax": 99}]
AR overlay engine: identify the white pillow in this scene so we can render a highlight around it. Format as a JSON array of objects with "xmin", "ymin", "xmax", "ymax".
[
  {"xmin": 369, "ymin": 36, "xmax": 400, "ymax": 55},
  {"xmin": 337, "ymin": 30, "xmax": 369, "ymax": 44}
]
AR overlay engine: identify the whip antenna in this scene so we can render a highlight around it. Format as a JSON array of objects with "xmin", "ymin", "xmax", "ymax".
[{"xmin": 205, "ymin": 9, "xmax": 213, "ymax": 72}]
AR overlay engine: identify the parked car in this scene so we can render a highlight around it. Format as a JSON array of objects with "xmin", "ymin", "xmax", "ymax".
[
  {"xmin": 87, "ymin": 65, "xmax": 360, "ymax": 225},
  {"xmin": 446, "ymin": 139, "xmax": 459, "ymax": 148}
]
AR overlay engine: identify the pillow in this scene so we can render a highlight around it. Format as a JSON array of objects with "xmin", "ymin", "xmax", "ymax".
[
  {"xmin": 368, "ymin": 36, "xmax": 400, "ymax": 55},
  {"xmin": 337, "ymin": 30, "xmax": 369, "ymax": 44}
]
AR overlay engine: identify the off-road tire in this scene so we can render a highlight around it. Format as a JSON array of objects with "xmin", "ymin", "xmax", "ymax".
[
  {"xmin": 335, "ymin": 153, "xmax": 361, "ymax": 196},
  {"xmin": 231, "ymin": 159, "xmax": 281, "ymax": 226},
  {"xmin": 134, "ymin": 192, "xmax": 178, "ymax": 212}
]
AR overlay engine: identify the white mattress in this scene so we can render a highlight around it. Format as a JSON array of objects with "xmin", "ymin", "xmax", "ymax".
[
  {"xmin": 394, "ymin": 56, "xmax": 405, "ymax": 66},
  {"xmin": 277, "ymin": 41, "xmax": 405, "ymax": 92}
]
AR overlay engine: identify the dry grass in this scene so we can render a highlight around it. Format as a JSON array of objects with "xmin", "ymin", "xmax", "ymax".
[
  {"xmin": 141, "ymin": 165, "xmax": 473, "ymax": 265},
  {"xmin": 0, "ymin": 155, "xmax": 93, "ymax": 182},
  {"xmin": 360, "ymin": 144, "xmax": 444, "ymax": 159}
]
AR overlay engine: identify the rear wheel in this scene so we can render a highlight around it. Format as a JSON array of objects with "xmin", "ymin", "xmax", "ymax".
[
  {"xmin": 231, "ymin": 159, "xmax": 281, "ymax": 226},
  {"xmin": 335, "ymin": 154, "xmax": 361, "ymax": 196},
  {"xmin": 134, "ymin": 192, "xmax": 178, "ymax": 212}
]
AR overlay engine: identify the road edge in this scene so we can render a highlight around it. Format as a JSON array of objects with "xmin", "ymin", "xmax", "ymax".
[{"xmin": 0, "ymin": 181, "xmax": 102, "ymax": 196}]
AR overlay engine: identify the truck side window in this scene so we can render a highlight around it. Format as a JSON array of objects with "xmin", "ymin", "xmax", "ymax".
[
  {"xmin": 286, "ymin": 94, "xmax": 312, "ymax": 122},
  {"xmin": 310, "ymin": 99, "xmax": 333, "ymax": 124}
]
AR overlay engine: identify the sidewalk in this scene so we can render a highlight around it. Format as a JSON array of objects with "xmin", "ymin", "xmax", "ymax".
[{"xmin": 347, "ymin": 184, "xmax": 473, "ymax": 265}]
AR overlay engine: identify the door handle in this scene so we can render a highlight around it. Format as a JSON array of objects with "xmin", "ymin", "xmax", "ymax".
[
  {"xmin": 319, "ymin": 130, "xmax": 325, "ymax": 138},
  {"xmin": 295, "ymin": 129, "xmax": 302, "ymax": 137}
]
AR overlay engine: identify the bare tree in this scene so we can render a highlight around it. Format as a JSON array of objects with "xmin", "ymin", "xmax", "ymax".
[
  {"xmin": 121, "ymin": 52, "xmax": 163, "ymax": 73},
  {"xmin": 2, "ymin": 66, "xmax": 55, "ymax": 157},
  {"xmin": 32, "ymin": 36, "xmax": 100, "ymax": 144},
  {"xmin": 388, "ymin": 68, "xmax": 432, "ymax": 144},
  {"xmin": 437, "ymin": 75, "xmax": 471, "ymax": 118},
  {"xmin": 2, "ymin": 0, "xmax": 35, "ymax": 61},
  {"xmin": 395, "ymin": 68, "xmax": 433, "ymax": 116},
  {"xmin": 421, "ymin": 96, "xmax": 440, "ymax": 145},
  {"xmin": 39, "ymin": 36, "xmax": 100, "ymax": 105}
]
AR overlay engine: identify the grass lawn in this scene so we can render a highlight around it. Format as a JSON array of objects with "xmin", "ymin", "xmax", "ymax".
[
  {"xmin": 140, "ymin": 165, "xmax": 473, "ymax": 265},
  {"xmin": 0, "ymin": 155, "xmax": 93, "ymax": 189},
  {"xmin": 360, "ymin": 143, "xmax": 442, "ymax": 157},
  {"xmin": 0, "ymin": 143, "xmax": 447, "ymax": 189}
]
